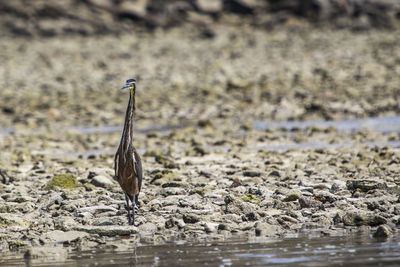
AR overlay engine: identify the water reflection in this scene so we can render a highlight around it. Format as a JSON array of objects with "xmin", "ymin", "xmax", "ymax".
[{"xmin": 1, "ymin": 234, "xmax": 393, "ymax": 266}]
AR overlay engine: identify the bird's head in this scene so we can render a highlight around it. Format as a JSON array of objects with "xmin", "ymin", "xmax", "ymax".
[{"xmin": 120, "ymin": 78, "xmax": 136, "ymax": 96}]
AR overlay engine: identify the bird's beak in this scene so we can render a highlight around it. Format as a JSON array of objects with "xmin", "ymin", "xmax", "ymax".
[{"xmin": 120, "ymin": 83, "xmax": 131, "ymax": 90}]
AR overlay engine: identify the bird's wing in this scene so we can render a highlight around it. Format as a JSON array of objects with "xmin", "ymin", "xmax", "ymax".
[
  {"xmin": 114, "ymin": 152, "xmax": 120, "ymax": 181},
  {"xmin": 134, "ymin": 150, "xmax": 143, "ymax": 192}
]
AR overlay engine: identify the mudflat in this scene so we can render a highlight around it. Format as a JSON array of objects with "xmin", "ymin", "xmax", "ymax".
[{"xmin": 0, "ymin": 2, "xmax": 399, "ymax": 255}]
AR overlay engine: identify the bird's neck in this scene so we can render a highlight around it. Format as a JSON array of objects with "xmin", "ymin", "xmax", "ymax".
[{"xmin": 121, "ymin": 92, "xmax": 135, "ymax": 151}]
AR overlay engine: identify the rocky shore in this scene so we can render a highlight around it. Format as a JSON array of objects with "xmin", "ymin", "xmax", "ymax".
[
  {"xmin": 0, "ymin": 0, "xmax": 399, "ymax": 260},
  {"xmin": 0, "ymin": 116, "xmax": 400, "ymax": 256}
]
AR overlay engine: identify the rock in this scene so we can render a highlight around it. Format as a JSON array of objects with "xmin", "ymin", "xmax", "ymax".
[
  {"xmin": 148, "ymin": 199, "xmax": 162, "ymax": 211},
  {"xmin": 0, "ymin": 213, "xmax": 30, "ymax": 228},
  {"xmin": 283, "ymin": 193, "xmax": 301, "ymax": 202},
  {"xmin": 225, "ymin": 0, "xmax": 256, "ymax": 14},
  {"xmin": 45, "ymin": 174, "xmax": 79, "ymax": 190},
  {"xmin": 243, "ymin": 211, "xmax": 259, "ymax": 221},
  {"xmin": 254, "ymin": 223, "xmax": 281, "ymax": 237},
  {"xmin": 342, "ymin": 212, "xmax": 369, "ymax": 226},
  {"xmin": 183, "ymin": 214, "xmax": 201, "ymax": 224},
  {"xmin": 373, "ymin": 225, "xmax": 392, "ymax": 239},
  {"xmin": 160, "ymin": 187, "xmax": 187, "ymax": 196},
  {"xmin": 299, "ymin": 197, "xmax": 323, "ymax": 209},
  {"xmin": 53, "ymin": 216, "xmax": 77, "ymax": 231},
  {"xmin": 330, "ymin": 180, "xmax": 346, "ymax": 193},
  {"xmin": 195, "ymin": 0, "xmax": 223, "ymax": 13},
  {"xmin": 342, "ymin": 212, "xmax": 387, "ymax": 227},
  {"xmin": 42, "ymin": 230, "xmax": 89, "ymax": 244},
  {"xmin": 243, "ymin": 170, "xmax": 261, "ymax": 177},
  {"xmin": 8, "ymin": 240, "xmax": 28, "ymax": 251},
  {"xmin": 76, "ymin": 205, "xmax": 118, "ymax": 215},
  {"xmin": 153, "ymin": 173, "xmax": 187, "ymax": 188},
  {"xmin": 279, "ymin": 215, "xmax": 298, "ymax": 224},
  {"xmin": 269, "ymin": 170, "xmax": 281, "ymax": 177},
  {"xmin": 165, "ymin": 217, "xmax": 185, "ymax": 229},
  {"xmin": 71, "ymin": 225, "xmax": 138, "ymax": 237},
  {"xmin": 45, "ymin": 193, "xmax": 64, "ymax": 209},
  {"xmin": 346, "ymin": 179, "xmax": 387, "ymax": 192},
  {"xmin": 25, "ymin": 247, "xmax": 68, "ymax": 262},
  {"xmin": 144, "ymin": 150, "xmax": 177, "ymax": 168},
  {"xmin": 91, "ymin": 175, "xmax": 114, "ymax": 188},
  {"xmin": 368, "ymin": 215, "xmax": 387, "ymax": 227},
  {"xmin": 203, "ymin": 222, "xmax": 219, "ymax": 233},
  {"xmin": 226, "ymin": 197, "xmax": 257, "ymax": 215},
  {"xmin": 138, "ymin": 222, "xmax": 158, "ymax": 234},
  {"xmin": 240, "ymin": 194, "xmax": 261, "ymax": 204}
]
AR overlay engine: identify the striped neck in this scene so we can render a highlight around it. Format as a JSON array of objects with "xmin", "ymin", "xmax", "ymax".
[{"xmin": 121, "ymin": 91, "xmax": 135, "ymax": 151}]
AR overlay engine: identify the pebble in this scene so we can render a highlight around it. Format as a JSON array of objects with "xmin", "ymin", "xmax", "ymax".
[
  {"xmin": 71, "ymin": 225, "xmax": 138, "ymax": 236},
  {"xmin": 91, "ymin": 175, "xmax": 114, "ymax": 188},
  {"xmin": 373, "ymin": 225, "xmax": 392, "ymax": 239}
]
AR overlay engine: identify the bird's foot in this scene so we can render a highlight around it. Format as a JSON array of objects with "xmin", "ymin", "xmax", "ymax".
[{"xmin": 128, "ymin": 215, "xmax": 135, "ymax": 226}]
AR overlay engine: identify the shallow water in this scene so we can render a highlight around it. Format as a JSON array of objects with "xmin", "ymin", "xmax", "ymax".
[
  {"xmin": 2, "ymin": 115, "xmax": 400, "ymax": 137},
  {"xmin": 3, "ymin": 116, "xmax": 400, "ymax": 157},
  {"xmin": 253, "ymin": 116, "xmax": 400, "ymax": 134},
  {"xmin": 2, "ymin": 234, "xmax": 400, "ymax": 267}
]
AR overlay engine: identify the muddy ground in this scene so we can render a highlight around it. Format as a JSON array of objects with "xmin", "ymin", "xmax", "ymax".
[{"xmin": 0, "ymin": 3, "xmax": 400, "ymax": 260}]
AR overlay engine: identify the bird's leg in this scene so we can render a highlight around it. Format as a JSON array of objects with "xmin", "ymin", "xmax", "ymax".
[
  {"xmin": 125, "ymin": 193, "xmax": 132, "ymax": 225},
  {"xmin": 131, "ymin": 193, "xmax": 136, "ymax": 226}
]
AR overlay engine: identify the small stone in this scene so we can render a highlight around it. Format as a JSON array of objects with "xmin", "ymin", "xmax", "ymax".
[
  {"xmin": 254, "ymin": 223, "xmax": 281, "ymax": 237},
  {"xmin": 53, "ymin": 216, "xmax": 77, "ymax": 231},
  {"xmin": 369, "ymin": 215, "xmax": 387, "ymax": 227},
  {"xmin": 240, "ymin": 194, "xmax": 261, "ymax": 204},
  {"xmin": 280, "ymin": 215, "xmax": 298, "ymax": 224},
  {"xmin": 183, "ymin": 214, "xmax": 200, "ymax": 224},
  {"xmin": 346, "ymin": 179, "xmax": 387, "ymax": 192},
  {"xmin": 0, "ymin": 213, "xmax": 30, "ymax": 228},
  {"xmin": 160, "ymin": 187, "xmax": 187, "ymax": 196},
  {"xmin": 195, "ymin": 0, "xmax": 223, "ymax": 13},
  {"xmin": 243, "ymin": 212, "xmax": 259, "ymax": 221},
  {"xmin": 45, "ymin": 174, "xmax": 78, "ymax": 190},
  {"xmin": 203, "ymin": 222, "xmax": 219, "ymax": 233},
  {"xmin": 243, "ymin": 170, "xmax": 261, "ymax": 177},
  {"xmin": 342, "ymin": 212, "xmax": 368, "ymax": 226},
  {"xmin": 299, "ymin": 197, "xmax": 323, "ymax": 209},
  {"xmin": 71, "ymin": 225, "xmax": 138, "ymax": 237},
  {"xmin": 138, "ymin": 222, "xmax": 158, "ymax": 234},
  {"xmin": 269, "ymin": 170, "xmax": 281, "ymax": 177},
  {"xmin": 373, "ymin": 225, "xmax": 392, "ymax": 239},
  {"xmin": 91, "ymin": 175, "xmax": 114, "ymax": 188},
  {"xmin": 283, "ymin": 193, "xmax": 301, "ymax": 202},
  {"xmin": 8, "ymin": 240, "xmax": 28, "ymax": 251},
  {"xmin": 76, "ymin": 205, "xmax": 118, "ymax": 214}
]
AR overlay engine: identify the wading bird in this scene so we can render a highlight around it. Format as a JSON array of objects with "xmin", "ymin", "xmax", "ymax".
[{"xmin": 115, "ymin": 78, "xmax": 143, "ymax": 225}]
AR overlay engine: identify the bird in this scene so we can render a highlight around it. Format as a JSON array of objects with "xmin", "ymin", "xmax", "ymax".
[{"xmin": 114, "ymin": 78, "xmax": 143, "ymax": 226}]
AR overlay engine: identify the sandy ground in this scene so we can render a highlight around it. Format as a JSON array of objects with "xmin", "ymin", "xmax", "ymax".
[{"xmin": 0, "ymin": 23, "xmax": 400, "ymax": 255}]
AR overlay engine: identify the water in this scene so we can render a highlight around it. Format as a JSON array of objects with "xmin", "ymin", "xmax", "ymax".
[
  {"xmin": 3, "ymin": 116, "xmax": 400, "ymax": 157},
  {"xmin": 2, "ymin": 234, "xmax": 400, "ymax": 266},
  {"xmin": 253, "ymin": 115, "xmax": 400, "ymax": 134},
  {"xmin": 2, "ymin": 115, "xmax": 400, "ymax": 137}
]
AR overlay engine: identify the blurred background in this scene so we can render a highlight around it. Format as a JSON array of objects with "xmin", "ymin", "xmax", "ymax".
[{"xmin": 0, "ymin": 0, "xmax": 399, "ymax": 131}]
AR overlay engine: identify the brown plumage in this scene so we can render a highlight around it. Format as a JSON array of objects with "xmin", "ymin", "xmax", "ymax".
[{"xmin": 114, "ymin": 78, "xmax": 143, "ymax": 225}]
